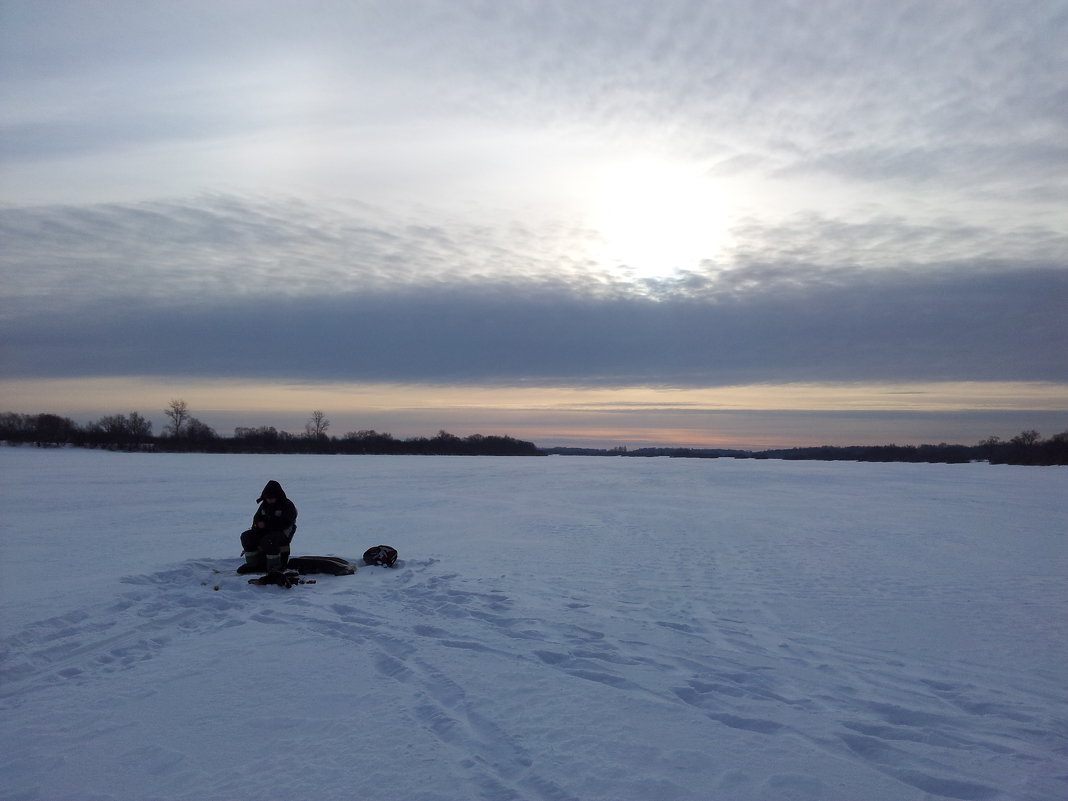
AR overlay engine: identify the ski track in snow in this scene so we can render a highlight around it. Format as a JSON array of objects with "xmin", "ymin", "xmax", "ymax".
[{"xmin": 1, "ymin": 451, "xmax": 1066, "ymax": 800}]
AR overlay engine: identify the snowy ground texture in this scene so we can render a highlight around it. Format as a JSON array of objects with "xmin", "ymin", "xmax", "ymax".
[{"xmin": 1, "ymin": 448, "xmax": 1066, "ymax": 801}]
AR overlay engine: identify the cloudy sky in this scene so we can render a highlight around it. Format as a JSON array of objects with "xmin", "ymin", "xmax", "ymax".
[{"xmin": 2, "ymin": 0, "xmax": 1066, "ymax": 448}]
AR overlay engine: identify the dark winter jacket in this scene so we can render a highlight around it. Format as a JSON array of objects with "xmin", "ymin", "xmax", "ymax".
[{"xmin": 253, "ymin": 480, "xmax": 298, "ymax": 535}]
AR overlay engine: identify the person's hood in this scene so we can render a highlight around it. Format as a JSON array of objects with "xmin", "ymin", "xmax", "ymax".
[{"xmin": 257, "ymin": 480, "xmax": 287, "ymax": 503}]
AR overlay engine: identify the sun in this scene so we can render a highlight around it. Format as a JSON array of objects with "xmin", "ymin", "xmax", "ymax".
[{"xmin": 585, "ymin": 157, "xmax": 727, "ymax": 280}]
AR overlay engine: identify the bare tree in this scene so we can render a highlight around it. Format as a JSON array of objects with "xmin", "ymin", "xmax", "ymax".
[
  {"xmin": 184, "ymin": 418, "xmax": 217, "ymax": 442},
  {"xmin": 1011, "ymin": 430, "xmax": 1041, "ymax": 447},
  {"xmin": 127, "ymin": 412, "xmax": 152, "ymax": 440},
  {"xmin": 89, "ymin": 412, "xmax": 153, "ymax": 447},
  {"xmin": 306, "ymin": 410, "xmax": 330, "ymax": 438},
  {"xmin": 164, "ymin": 399, "xmax": 190, "ymax": 437}
]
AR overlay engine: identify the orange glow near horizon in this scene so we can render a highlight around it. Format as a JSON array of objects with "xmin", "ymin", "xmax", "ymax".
[
  {"xmin": 2, "ymin": 377, "xmax": 1065, "ymax": 449},
  {"xmin": 3, "ymin": 377, "xmax": 1066, "ymax": 411}
]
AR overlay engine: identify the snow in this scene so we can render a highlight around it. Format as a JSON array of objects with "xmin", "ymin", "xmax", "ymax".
[{"xmin": 1, "ymin": 447, "xmax": 1066, "ymax": 801}]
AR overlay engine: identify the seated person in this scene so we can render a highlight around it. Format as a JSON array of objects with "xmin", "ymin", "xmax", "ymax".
[{"xmin": 238, "ymin": 480, "xmax": 297, "ymax": 573}]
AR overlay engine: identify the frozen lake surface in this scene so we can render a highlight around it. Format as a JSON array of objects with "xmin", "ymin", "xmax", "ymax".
[{"xmin": 1, "ymin": 448, "xmax": 1065, "ymax": 800}]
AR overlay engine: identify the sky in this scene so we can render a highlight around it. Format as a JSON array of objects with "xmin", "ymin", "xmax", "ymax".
[{"xmin": 1, "ymin": 0, "xmax": 1066, "ymax": 449}]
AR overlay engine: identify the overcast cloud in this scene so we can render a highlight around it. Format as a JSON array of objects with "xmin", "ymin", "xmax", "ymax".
[
  {"xmin": 2, "ymin": 194, "xmax": 1063, "ymax": 386},
  {"xmin": 1, "ymin": 0, "xmax": 1065, "ymax": 444}
]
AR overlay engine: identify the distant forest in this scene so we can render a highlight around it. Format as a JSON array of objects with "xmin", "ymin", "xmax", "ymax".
[
  {"xmin": 0, "ymin": 406, "xmax": 541, "ymax": 457},
  {"xmin": 546, "ymin": 431, "xmax": 1068, "ymax": 466},
  {"xmin": 1, "ymin": 407, "xmax": 1066, "ymax": 465}
]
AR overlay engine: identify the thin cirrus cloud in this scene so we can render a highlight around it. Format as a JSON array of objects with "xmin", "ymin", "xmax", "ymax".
[{"xmin": 3, "ymin": 2, "xmax": 1065, "ymax": 208}]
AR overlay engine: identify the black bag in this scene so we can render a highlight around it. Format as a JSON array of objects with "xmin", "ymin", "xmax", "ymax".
[{"xmin": 363, "ymin": 545, "xmax": 399, "ymax": 567}]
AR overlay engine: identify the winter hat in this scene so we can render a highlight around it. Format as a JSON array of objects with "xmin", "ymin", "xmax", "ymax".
[{"xmin": 257, "ymin": 480, "xmax": 286, "ymax": 503}]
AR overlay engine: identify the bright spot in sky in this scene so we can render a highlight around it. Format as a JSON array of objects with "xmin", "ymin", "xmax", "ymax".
[{"xmin": 585, "ymin": 158, "xmax": 728, "ymax": 280}]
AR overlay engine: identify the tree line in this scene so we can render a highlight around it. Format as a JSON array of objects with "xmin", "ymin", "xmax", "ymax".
[
  {"xmin": 544, "ymin": 430, "xmax": 1068, "ymax": 466},
  {"xmin": 0, "ymin": 401, "xmax": 540, "ymax": 457},
  {"xmin": 2, "ymin": 404, "xmax": 1064, "ymax": 464}
]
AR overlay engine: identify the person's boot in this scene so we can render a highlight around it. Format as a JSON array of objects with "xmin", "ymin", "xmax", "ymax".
[{"xmin": 236, "ymin": 550, "xmax": 267, "ymax": 574}]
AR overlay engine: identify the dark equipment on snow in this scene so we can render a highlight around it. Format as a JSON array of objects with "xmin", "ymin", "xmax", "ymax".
[
  {"xmin": 248, "ymin": 569, "xmax": 302, "ymax": 588},
  {"xmin": 286, "ymin": 555, "xmax": 357, "ymax": 576},
  {"xmin": 363, "ymin": 545, "xmax": 399, "ymax": 567}
]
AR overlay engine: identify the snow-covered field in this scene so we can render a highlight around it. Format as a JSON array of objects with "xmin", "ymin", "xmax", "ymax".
[{"xmin": 1, "ymin": 448, "xmax": 1065, "ymax": 801}]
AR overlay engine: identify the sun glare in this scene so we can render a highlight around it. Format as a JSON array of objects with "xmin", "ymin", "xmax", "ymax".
[{"xmin": 585, "ymin": 158, "xmax": 727, "ymax": 280}]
